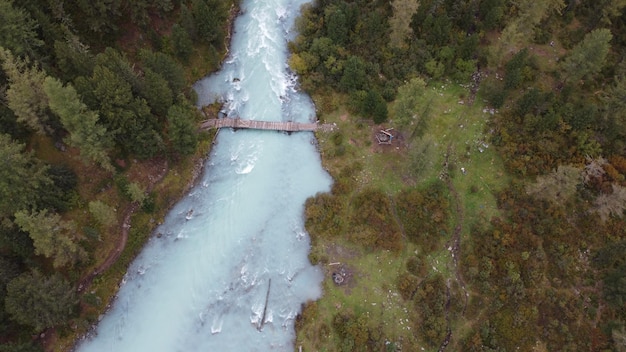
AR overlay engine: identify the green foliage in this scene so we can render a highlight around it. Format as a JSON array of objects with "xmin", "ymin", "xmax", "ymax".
[
  {"xmin": 139, "ymin": 49, "xmax": 186, "ymax": 95},
  {"xmin": 0, "ymin": 134, "xmax": 52, "ymax": 218},
  {"xmin": 595, "ymin": 241, "xmax": 626, "ymax": 312},
  {"xmin": 53, "ymin": 36, "xmax": 95, "ymax": 81},
  {"xmin": 504, "ymin": 49, "xmax": 530, "ymax": 90},
  {"xmin": 14, "ymin": 209, "xmax": 86, "ymax": 268},
  {"xmin": 396, "ymin": 271, "xmax": 419, "ymax": 300},
  {"xmin": 339, "ymin": 56, "xmax": 367, "ymax": 92},
  {"xmin": 140, "ymin": 68, "xmax": 174, "ymax": 117},
  {"xmin": 166, "ymin": 103, "xmax": 198, "ymax": 156},
  {"xmin": 350, "ymin": 188, "xmax": 403, "ymax": 251},
  {"xmin": 43, "ymin": 76, "xmax": 113, "ymax": 171},
  {"xmin": 562, "ymin": 28, "xmax": 613, "ymax": 83},
  {"xmin": 478, "ymin": 0, "xmax": 506, "ymax": 30},
  {"xmin": 408, "ymin": 134, "xmax": 438, "ymax": 180},
  {"xmin": 395, "ymin": 181, "xmax": 449, "ymax": 251},
  {"xmin": 171, "ymin": 24, "xmax": 193, "ymax": 62},
  {"xmin": 603, "ymin": 76, "xmax": 626, "ymax": 152},
  {"xmin": 347, "ymin": 89, "xmax": 388, "ymax": 123},
  {"xmin": 125, "ymin": 182, "xmax": 146, "ymax": 206},
  {"xmin": 0, "ymin": 1, "xmax": 42, "ymax": 57},
  {"xmin": 4, "ymin": 270, "xmax": 77, "ymax": 331},
  {"xmin": 88, "ymin": 200, "xmax": 117, "ymax": 228},
  {"xmin": 305, "ymin": 193, "xmax": 345, "ymax": 242},
  {"xmin": 392, "ymin": 77, "xmax": 426, "ymax": 130},
  {"xmin": 325, "ymin": 6, "xmax": 349, "ymax": 45},
  {"xmin": 413, "ymin": 275, "xmax": 448, "ymax": 347},
  {"xmin": 0, "ymin": 48, "xmax": 50, "ymax": 134},
  {"xmin": 332, "ymin": 310, "xmax": 377, "ymax": 352},
  {"xmin": 74, "ymin": 0, "xmax": 123, "ymax": 34},
  {"xmin": 0, "ymin": 341, "xmax": 42, "ymax": 352},
  {"xmin": 191, "ymin": 0, "xmax": 227, "ymax": 47},
  {"xmin": 87, "ymin": 63, "xmax": 164, "ymax": 158}
]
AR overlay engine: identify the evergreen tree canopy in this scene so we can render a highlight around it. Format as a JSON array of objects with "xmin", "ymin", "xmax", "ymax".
[{"xmin": 4, "ymin": 270, "xmax": 77, "ymax": 332}]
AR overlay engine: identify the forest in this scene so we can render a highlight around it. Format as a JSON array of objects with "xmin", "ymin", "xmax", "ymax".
[
  {"xmin": 0, "ymin": 0, "xmax": 235, "ymax": 350},
  {"xmin": 290, "ymin": 0, "xmax": 626, "ymax": 351},
  {"xmin": 1, "ymin": 0, "xmax": 626, "ymax": 351}
]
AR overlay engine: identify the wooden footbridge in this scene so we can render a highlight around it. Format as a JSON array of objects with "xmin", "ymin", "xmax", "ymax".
[{"xmin": 200, "ymin": 118, "xmax": 336, "ymax": 132}]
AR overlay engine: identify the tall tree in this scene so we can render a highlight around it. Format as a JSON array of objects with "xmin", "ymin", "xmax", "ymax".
[
  {"xmin": 95, "ymin": 48, "xmax": 141, "ymax": 94},
  {"xmin": 0, "ymin": 49, "xmax": 50, "ymax": 134},
  {"xmin": 139, "ymin": 68, "xmax": 174, "ymax": 117},
  {"xmin": 89, "ymin": 64, "xmax": 163, "ymax": 158},
  {"xmin": 4, "ymin": 270, "xmax": 77, "ymax": 331},
  {"xmin": 0, "ymin": 1, "xmax": 43, "ymax": 57},
  {"xmin": 53, "ymin": 35, "xmax": 95, "ymax": 81},
  {"xmin": 13, "ymin": 210, "xmax": 86, "ymax": 268},
  {"xmin": 491, "ymin": 0, "xmax": 564, "ymax": 64},
  {"xmin": 192, "ymin": 0, "xmax": 226, "ymax": 47},
  {"xmin": 166, "ymin": 103, "xmax": 198, "ymax": 156},
  {"xmin": 339, "ymin": 55, "xmax": 367, "ymax": 92},
  {"xmin": 0, "ymin": 134, "xmax": 51, "ymax": 218},
  {"xmin": 602, "ymin": 73, "xmax": 626, "ymax": 152},
  {"xmin": 562, "ymin": 28, "xmax": 613, "ymax": 83},
  {"xmin": 139, "ymin": 49, "xmax": 186, "ymax": 95},
  {"xmin": 75, "ymin": 0, "xmax": 123, "ymax": 34},
  {"xmin": 43, "ymin": 76, "xmax": 113, "ymax": 171},
  {"xmin": 171, "ymin": 24, "xmax": 194, "ymax": 62}
]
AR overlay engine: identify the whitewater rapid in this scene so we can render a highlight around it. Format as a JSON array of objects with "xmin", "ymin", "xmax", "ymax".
[{"xmin": 75, "ymin": 0, "xmax": 331, "ymax": 351}]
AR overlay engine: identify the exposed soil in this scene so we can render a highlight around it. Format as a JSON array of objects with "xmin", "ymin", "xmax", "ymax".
[
  {"xmin": 437, "ymin": 145, "xmax": 469, "ymax": 351},
  {"xmin": 77, "ymin": 157, "xmax": 169, "ymax": 293}
]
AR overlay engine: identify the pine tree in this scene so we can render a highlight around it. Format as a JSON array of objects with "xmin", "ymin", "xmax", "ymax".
[
  {"xmin": 13, "ymin": 209, "xmax": 86, "ymax": 268},
  {"xmin": 43, "ymin": 76, "xmax": 113, "ymax": 171},
  {"xmin": 562, "ymin": 28, "xmax": 613, "ymax": 83},
  {"xmin": 0, "ymin": 48, "xmax": 49, "ymax": 134},
  {"xmin": 4, "ymin": 270, "xmax": 77, "ymax": 331}
]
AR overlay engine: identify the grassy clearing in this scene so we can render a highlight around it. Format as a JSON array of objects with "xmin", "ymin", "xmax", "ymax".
[{"xmin": 298, "ymin": 82, "xmax": 511, "ymax": 350}]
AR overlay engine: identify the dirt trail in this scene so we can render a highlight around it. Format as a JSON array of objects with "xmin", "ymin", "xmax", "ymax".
[
  {"xmin": 437, "ymin": 146, "xmax": 469, "ymax": 351},
  {"xmin": 78, "ymin": 159, "xmax": 169, "ymax": 293}
]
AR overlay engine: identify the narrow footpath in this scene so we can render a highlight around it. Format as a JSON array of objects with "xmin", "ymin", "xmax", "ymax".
[{"xmin": 78, "ymin": 159, "xmax": 169, "ymax": 293}]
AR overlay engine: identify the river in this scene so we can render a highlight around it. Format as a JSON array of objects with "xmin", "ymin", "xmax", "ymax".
[{"xmin": 74, "ymin": 0, "xmax": 331, "ymax": 350}]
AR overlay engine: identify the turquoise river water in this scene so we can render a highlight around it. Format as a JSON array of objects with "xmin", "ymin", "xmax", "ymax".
[{"xmin": 74, "ymin": 0, "xmax": 331, "ymax": 350}]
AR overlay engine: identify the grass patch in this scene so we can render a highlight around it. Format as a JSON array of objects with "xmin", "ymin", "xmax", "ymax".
[{"xmin": 298, "ymin": 81, "xmax": 512, "ymax": 350}]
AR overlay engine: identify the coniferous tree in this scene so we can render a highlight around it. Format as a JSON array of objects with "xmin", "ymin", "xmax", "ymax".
[
  {"xmin": 14, "ymin": 210, "xmax": 86, "ymax": 269},
  {"xmin": 167, "ymin": 103, "xmax": 198, "ymax": 156},
  {"xmin": 0, "ymin": 134, "xmax": 51, "ymax": 218},
  {"xmin": 0, "ymin": 1, "xmax": 42, "ymax": 57},
  {"xmin": 43, "ymin": 76, "xmax": 113, "ymax": 171},
  {"xmin": 171, "ymin": 24, "xmax": 194, "ymax": 62},
  {"xmin": 140, "ymin": 68, "xmax": 174, "ymax": 117},
  {"xmin": 562, "ymin": 28, "xmax": 613, "ymax": 83},
  {"xmin": 0, "ymin": 49, "xmax": 50, "ymax": 134},
  {"xmin": 4, "ymin": 270, "xmax": 77, "ymax": 332}
]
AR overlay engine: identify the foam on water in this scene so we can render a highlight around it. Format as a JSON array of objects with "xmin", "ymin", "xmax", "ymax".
[{"xmin": 75, "ymin": 0, "xmax": 330, "ymax": 351}]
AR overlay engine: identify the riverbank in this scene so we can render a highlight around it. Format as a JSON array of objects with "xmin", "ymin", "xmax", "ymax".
[
  {"xmin": 46, "ymin": 8, "xmax": 237, "ymax": 347},
  {"xmin": 46, "ymin": 130, "xmax": 217, "ymax": 352}
]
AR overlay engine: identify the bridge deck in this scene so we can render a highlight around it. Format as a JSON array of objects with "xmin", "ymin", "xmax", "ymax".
[{"xmin": 200, "ymin": 118, "xmax": 335, "ymax": 132}]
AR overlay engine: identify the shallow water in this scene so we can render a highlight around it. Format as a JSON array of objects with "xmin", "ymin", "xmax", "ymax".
[{"xmin": 75, "ymin": 0, "xmax": 331, "ymax": 351}]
